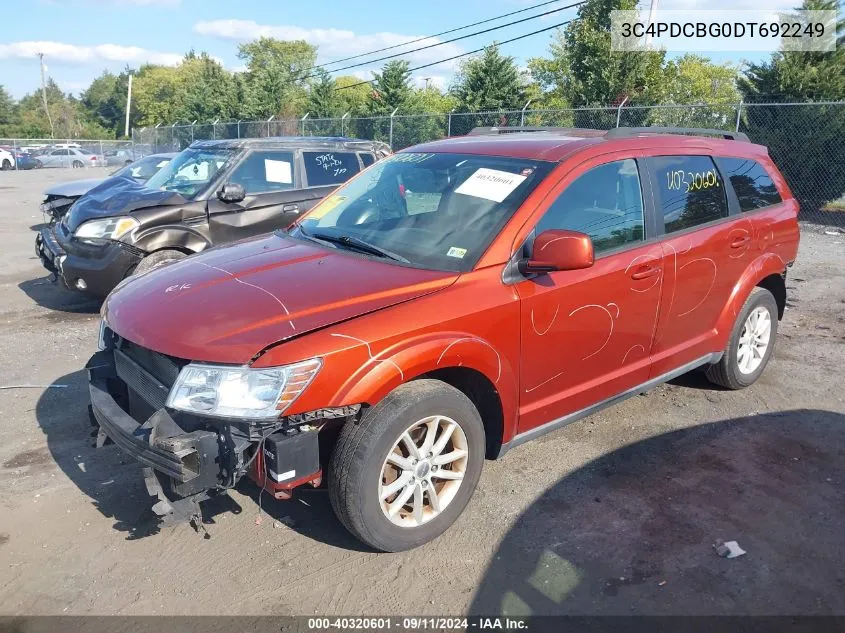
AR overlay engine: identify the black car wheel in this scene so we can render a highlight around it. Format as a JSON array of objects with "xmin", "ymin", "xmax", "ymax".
[
  {"xmin": 132, "ymin": 249, "xmax": 187, "ymax": 276},
  {"xmin": 34, "ymin": 160, "xmax": 43, "ymax": 169},
  {"xmin": 1, "ymin": 159, "xmax": 10, "ymax": 170},
  {"xmin": 72, "ymin": 160, "xmax": 84, "ymax": 168}
]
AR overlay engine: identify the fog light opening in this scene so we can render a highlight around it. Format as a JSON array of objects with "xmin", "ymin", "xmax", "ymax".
[{"xmin": 75, "ymin": 278, "xmax": 87, "ymax": 290}]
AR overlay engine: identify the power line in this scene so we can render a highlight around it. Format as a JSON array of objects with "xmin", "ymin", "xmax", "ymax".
[
  {"xmin": 314, "ymin": 0, "xmax": 582, "ymax": 70},
  {"xmin": 335, "ymin": 19, "xmax": 575, "ymax": 92},
  {"xmin": 305, "ymin": 1, "xmax": 584, "ymax": 82}
]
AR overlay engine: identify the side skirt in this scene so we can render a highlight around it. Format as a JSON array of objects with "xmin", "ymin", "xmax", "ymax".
[{"xmin": 497, "ymin": 352, "xmax": 723, "ymax": 458}]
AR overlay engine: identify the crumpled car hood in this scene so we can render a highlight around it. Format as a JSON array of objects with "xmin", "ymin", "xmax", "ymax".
[
  {"xmin": 103, "ymin": 234, "xmax": 458, "ymax": 364},
  {"xmin": 65, "ymin": 177, "xmax": 189, "ymax": 232},
  {"xmin": 44, "ymin": 178, "xmax": 104, "ymax": 199}
]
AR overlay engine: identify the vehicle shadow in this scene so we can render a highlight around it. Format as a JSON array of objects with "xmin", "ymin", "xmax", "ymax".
[
  {"xmin": 18, "ymin": 277, "xmax": 101, "ymax": 314},
  {"xmin": 469, "ymin": 409, "xmax": 845, "ymax": 615},
  {"xmin": 34, "ymin": 369, "xmax": 367, "ymax": 550}
]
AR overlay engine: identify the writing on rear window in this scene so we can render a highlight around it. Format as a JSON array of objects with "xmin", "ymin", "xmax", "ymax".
[{"xmin": 666, "ymin": 169, "xmax": 720, "ymax": 192}]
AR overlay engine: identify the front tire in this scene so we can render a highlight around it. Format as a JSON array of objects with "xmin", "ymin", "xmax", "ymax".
[
  {"xmin": 1, "ymin": 159, "xmax": 10, "ymax": 170},
  {"xmin": 132, "ymin": 249, "xmax": 186, "ymax": 276},
  {"xmin": 705, "ymin": 286, "xmax": 778, "ymax": 390},
  {"xmin": 328, "ymin": 379, "xmax": 485, "ymax": 552}
]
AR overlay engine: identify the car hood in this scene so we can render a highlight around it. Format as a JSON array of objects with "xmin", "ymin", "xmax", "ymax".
[
  {"xmin": 103, "ymin": 234, "xmax": 458, "ymax": 364},
  {"xmin": 44, "ymin": 178, "xmax": 104, "ymax": 199},
  {"xmin": 65, "ymin": 177, "xmax": 189, "ymax": 232}
]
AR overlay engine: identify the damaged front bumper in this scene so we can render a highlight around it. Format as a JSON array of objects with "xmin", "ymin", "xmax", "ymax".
[
  {"xmin": 87, "ymin": 344, "xmax": 325, "ymax": 523},
  {"xmin": 36, "ymin": 224, "xmax": 142, "ymax": 297}
]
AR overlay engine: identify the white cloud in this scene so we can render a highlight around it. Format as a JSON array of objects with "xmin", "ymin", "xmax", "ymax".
[
  {"xmin": 0, "ymin": 41, "xmax": 183, "ymax": 66},
  {"xmin": 193, "ymin": 19, "xmax": 466, "ymax": 76}
]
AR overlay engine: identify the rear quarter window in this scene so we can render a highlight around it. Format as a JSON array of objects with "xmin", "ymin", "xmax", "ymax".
[
  {"xmin": 652, "ymin": 155, "xmax": 728, "ymax": 234},
  {"xmin": 303, "ymin": 151, "xmax": 361, "ymax": 186},
  {"xmin": 718, "ymin": 157, "xmax": 782, "ymax": 212}
]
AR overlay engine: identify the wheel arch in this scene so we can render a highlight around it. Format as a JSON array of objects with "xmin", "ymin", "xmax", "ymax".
[
  {"xmin": 322, "ymin": 331, "xmax": 517, "ymax": 457},
  {"xmin": 131, "ymin": 225, "xmax": 210, "ymax": 255},
  {"xmin": 715, "ymin": 252, "xmax": 787, "ymax": 347}
]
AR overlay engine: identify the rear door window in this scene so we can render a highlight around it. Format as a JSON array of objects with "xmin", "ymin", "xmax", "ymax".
[
  {"xmin": 303, "ymin": 151, "xmax": 361, "ymax": 186},
  {"xmin": 718, "ymin": 157, "xmax": 782, "ymax": 212},
  {"xmin": 360, "ymin": 153, "xmax": 376, "ymax": 167},
  {"xmin": 227, "ymin": 151, "xmax": 296, "ymax": 194},
  {"xmin": 652, "ymin": 155, "xmax": 728, "ymax": 234}
]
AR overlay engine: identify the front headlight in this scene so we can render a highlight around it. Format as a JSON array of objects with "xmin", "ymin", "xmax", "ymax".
[
  {"xmin": 74, "ymin": 216, "xmax": 139, "ymax": 240},
  {"xmin": 166, "ymin": 358, "xmax": 322, "ymax": 419}
]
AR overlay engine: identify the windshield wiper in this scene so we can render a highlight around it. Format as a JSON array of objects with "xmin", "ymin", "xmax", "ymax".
[{"xmin": 308, "ymin": 230, "xmax": 409, "ymax": 263}]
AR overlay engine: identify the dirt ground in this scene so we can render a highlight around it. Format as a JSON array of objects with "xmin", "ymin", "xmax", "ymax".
[{"xmin": 0, "ymin": 168, "xmax": 843, "ymax": 616}]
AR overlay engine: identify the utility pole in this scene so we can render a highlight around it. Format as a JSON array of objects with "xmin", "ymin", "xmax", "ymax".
[
  {"xmin": 644, "ymin": 0, "xmax": 660, "ymax": 48},
  {"xmin": 124, "ymin": 74, "xmax": 133, "ymax": 138},
  {"xmin": 38, "ymin": 53, "xmax": 54, "ymax": 139}
]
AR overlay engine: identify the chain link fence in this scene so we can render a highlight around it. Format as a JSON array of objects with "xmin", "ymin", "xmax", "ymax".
[
  {"xmin": 5, "ymin": 102, "xmax": 841, "ymax": 224},
  {"xmin": 0, "ymin": 138, "xmax": 136, "ymax": 171}
]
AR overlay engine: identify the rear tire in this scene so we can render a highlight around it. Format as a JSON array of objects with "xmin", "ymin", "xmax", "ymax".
[
  {"xmin": 705, "ymin": 286, "xmax": 778, "ymax": 390},
  {"xmin": 1, "ymin": 159, "xmax": 10, "ymax": 170},
  {"xmin": 132, "ymin": 249, "xmax": 186, "ymax": 276},
  {"xmin": 72, "ymin": 160, "xmax": 84, "ymax": 168},
  {"xmin": 328, "ymin": 379, "xmax": 485, "ymax": 552}
]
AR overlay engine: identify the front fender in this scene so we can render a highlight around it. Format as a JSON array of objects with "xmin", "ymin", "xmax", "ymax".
[
  {"xmin": 130, "ymin": 225, "xmax": 210, "ymax": 255},
  {"xmin": 715, "ymin": 252, "xmax": 786, "ymax": 347}
]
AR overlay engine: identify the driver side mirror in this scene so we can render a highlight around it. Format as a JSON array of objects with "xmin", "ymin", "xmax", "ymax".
[
  {"xmin": 519, "ymin": 229, "xmax": 594, "ymax": 275},
  {"xmin": 217, "ymin": 182, "xmax": 246, "ymax": 204}
]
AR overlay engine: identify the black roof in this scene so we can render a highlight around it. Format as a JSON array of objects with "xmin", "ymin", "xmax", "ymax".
[{"xmin": 190, "ymin": 136, "xmax": 391, "ymax": 152}]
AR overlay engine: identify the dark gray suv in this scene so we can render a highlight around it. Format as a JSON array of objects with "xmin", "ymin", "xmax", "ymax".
[{"xmin": 35, "ymin": 137, "xmax": 391, "ymax": 297}]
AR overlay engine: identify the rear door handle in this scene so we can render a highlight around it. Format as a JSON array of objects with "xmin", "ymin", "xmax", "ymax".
[
  {"xmin": 730, "ymin": 236, "xmax": 751, "ymax": 248},
  {"xmin": 630, "ymin": 266, "xmax": 661, "ymax": 280},
  {"xmin": 282, "ymin": 204, "xmax": 300, "ymax": 213}
]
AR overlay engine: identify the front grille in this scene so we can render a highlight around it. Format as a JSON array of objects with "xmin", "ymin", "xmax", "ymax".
[{"xmin": 114, "ymin": 340, "xmax": 186, "ymax": 413}]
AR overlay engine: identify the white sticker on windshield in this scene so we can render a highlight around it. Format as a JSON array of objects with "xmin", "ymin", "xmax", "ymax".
[
  {"xmin": 447, "ymin": 247, "xmax": 467, "ymax": 259},
  {"xmin": 265, "ymin": 159, "xmax": 293, "ymax": 184},
  {"xmin": 454, "ymin": 168, "xmax": 527, "ymax": 203}
]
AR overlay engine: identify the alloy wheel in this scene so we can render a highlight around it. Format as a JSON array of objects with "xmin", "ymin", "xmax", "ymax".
[
  {"xmin": 379, "ymin": 415, "xmax": 469, "ymax": 528},
  {"xmin": 737, "ymin": 306, "xmax": 772, "ymax": 374}
]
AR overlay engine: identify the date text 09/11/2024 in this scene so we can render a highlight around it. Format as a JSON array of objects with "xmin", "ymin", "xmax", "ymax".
[{"xmin": 307, "ymin": 616, "xmax": 528, "ymax": 630}]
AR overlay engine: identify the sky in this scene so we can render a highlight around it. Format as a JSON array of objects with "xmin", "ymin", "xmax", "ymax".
[{"xmin": 1, "ymin": 0, "xmax": 799, "ymax": 101}]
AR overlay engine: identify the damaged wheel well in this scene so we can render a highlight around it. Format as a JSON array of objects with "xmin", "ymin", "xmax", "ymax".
[{"xmin": 420, "ymin": 367, "xmax": 504, "ymax": 459}]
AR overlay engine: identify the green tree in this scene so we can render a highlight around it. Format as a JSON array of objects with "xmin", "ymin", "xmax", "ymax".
[
  {"xmin": 237, "ymin": 37, "xmax": 317, "ymax": 119},
  {"xmin": 81, "ymin": 70, "xmax": 131, "ymax": 137},
  {"xmin": 450, "ymin": 44, "xmax": 527, "ymax": 113},
  {"xmin": 308, "ymin": 70, "xmax": 339, "ymax": 118},
  {"xmin": 334, "ymin": 75, "xmax": 371, "ymax": 116},
  {"xmin": 648, "ymin": 55, "xmax": 741, "ymax": 127},
  {"xmin": 528, "ymin": 0, "xmax": 666, "ymax": 110},
  {"xmin": 176, "ymin": 53, "xmax": 239, "ymax": 123},
  {"xmin": 0, "ymin": 85, "xmax": 16, "ymax": 134},
  {"xmin": 369, "ymin": 60, "xmax": 412, "ymax": 115},
  {"xmin": 739, "ymin": 0, "xmax": 845, "ymax": 218},
  {"xmin": 132, "ymin": 64, "xmax": 183, "ymax": 126}
]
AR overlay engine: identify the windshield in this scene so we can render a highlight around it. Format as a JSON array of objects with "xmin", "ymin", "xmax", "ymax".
[
  {"xmin": 111, "ymin": 155, "xmax": 172, "ymax": 182},
  {"xmin": 293, "ymin": 152, "xmax": 554, "ymax": 272},
  {"xmin": 144, "ymin": 148, "xmax": 234, "ymax": 199}
]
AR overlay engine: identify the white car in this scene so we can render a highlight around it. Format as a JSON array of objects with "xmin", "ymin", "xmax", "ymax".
[
  {"xmin": 0, "ymin": 148, "xmax": 14, "ymax": 170},
  {"xmin": 38, "ymin": 148, "xmax": 106, "ymax": 169}
]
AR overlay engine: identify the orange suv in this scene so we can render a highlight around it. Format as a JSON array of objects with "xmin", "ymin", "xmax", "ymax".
[{"xmin": 89, "ymin": 127, "xmax": 799, "ymax": 551}]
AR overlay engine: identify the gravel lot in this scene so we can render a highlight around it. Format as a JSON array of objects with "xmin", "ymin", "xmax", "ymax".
[{"xmin": 0, "ymin": 168, "xmax": 843, "ymax": 616}]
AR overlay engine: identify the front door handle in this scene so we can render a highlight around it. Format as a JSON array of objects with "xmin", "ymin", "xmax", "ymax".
[
  {"xmin": 730, "ymin": 236, "xmax": 751, "ymax": 248},
  {"xmin": 282, "ymin": 204, "xmax": 300, "ymax": 213},
  {"xmin": 630, "ymin": 266, "xmax": 661, "ymax": 280}
]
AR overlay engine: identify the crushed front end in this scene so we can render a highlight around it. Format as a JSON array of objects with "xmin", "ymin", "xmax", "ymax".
[{"xmin": 88, "ymin": 325, "xmax": 332, "ymax": 525}]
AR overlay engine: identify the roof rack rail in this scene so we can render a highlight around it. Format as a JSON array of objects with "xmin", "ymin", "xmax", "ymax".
[
  {"xmin": 605, "ymin": 127, "xmax": 750, "ymax": 142},
  {"xmin": 467, "ymin": 126, "xmax": 606, "ymax": 137}
]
